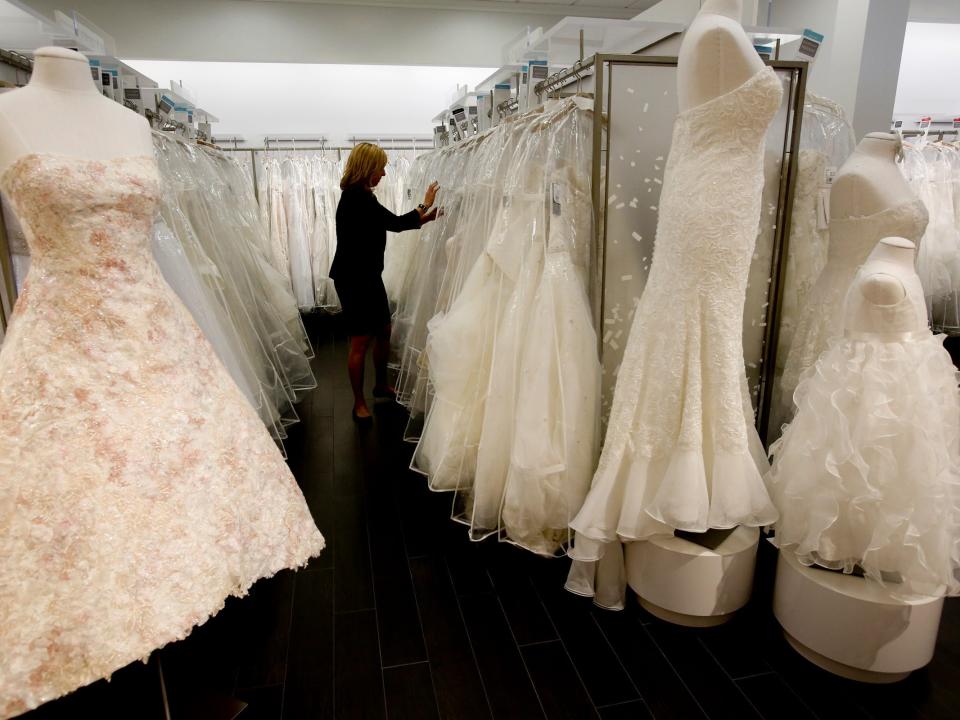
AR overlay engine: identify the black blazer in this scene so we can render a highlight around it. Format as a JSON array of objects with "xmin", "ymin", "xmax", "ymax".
[{"xmin": 330, "ymin": 185, "xmax": 421, "ymax": 281}]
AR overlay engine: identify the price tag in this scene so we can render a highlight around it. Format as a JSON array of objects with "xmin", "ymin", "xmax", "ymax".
[
  {"xmin": 919, "ymin": 116, "xmax": 932, "ymax": 130},
  {"xmin": 798, "ymin": 29, "xmax": 824, "ymax": 60},
  {"xmin": 823, "ymin": 165, "xmax": 837, "ymax": 186},
  {"xmin": 551, "ymin": 182, "xmax": 563, "ymax": 216},
  {"xmin": 953, "ymin": 117, "xmax": 960, "ymax": 129},
  {"xmin": 753, "ymin": 44, "xmax": 773, "ymax": 60}
]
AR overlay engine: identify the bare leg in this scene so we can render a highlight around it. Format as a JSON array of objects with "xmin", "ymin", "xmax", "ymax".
[
  {"xmin": 348, "ymin": 335, "xmax": 374, "ymax": 417},
  {"xmin": 373, "ymin": 323, "xmax": 393, "ymax": 393}
]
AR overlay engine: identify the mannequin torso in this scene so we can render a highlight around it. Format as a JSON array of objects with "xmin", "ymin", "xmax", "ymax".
[
  {"xmin": 0, "ymin": 47, "xmax": 152, "ymax": 178},
  {"xmin": 830, "ymin": 134, "xmax": 910, "ymax": 219},
  {"xmin": 677, "ymin": 0, "xmax": 766, "ymax": 112},
  {"xmin": 857, "ymin": 237, "xmax": 915, "ymax": 307},
  {"xmin": 844, "ymin": 236, "xmax": 928, "ymax": 335}
]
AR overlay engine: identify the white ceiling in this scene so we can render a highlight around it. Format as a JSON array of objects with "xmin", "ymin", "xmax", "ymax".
[{"xmin": 240, "ymin": 0, "xmax": 660, "ymax": 18}]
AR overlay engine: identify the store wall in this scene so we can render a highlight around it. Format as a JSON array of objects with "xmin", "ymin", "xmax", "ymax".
[
  {"xmin": 124, "ymin": 59, "xmax": 495, "ymax": 147},
  {"xmin": 894, "ymin": 21, "xmax": 960, "ymax": 119},
  {"xmin": 23, "ymin": 0, "xmax": 587, "ymax": 67}
]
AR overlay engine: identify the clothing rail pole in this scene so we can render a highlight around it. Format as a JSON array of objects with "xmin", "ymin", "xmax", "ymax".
[{"xmin": 757, "ymin": 61, "xmax": 808, "ymax": 441}]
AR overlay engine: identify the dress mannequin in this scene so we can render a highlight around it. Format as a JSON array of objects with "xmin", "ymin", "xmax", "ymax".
[
  {"xmin": 677, "ymin": 0, "xmax": 765, "ymax": 112},
  {"xmin": 0, "ymin": 47, "xmax": 151, "ymax": 176},
  {"xmin": 830, "ymin": 133, "xmax": 909, "ymax": 218},
  {"xmin": 857, "ymin": 237, "xmax": 914, "ymax": 306}
]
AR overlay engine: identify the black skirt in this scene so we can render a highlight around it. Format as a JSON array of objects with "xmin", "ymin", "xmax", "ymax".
[{"xmin": 334, "ymin": 275, "xmax": 392, "ymax": 336}]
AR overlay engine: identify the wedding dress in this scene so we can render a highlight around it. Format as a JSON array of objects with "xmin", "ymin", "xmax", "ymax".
[
  {"xmin": 570, "ymin": 68, "xmax": 784, "ymax": 557},
  {"xmin": 407, "ymin": 98, "xmax": 600, "ymax": 556},
  {"xmin": 282, "ymin": 158, "xmax": 316, "ymax": 310},
  {"xmin": 778, "ymin": 148, "xmax": 830, "ymax": 363},
  {"xmin": 0, "ymin": 153, "xmax": 324, "ymax": 717},
  {"xmin": 907, "ymin": 143, "xmax": 960, "ymax": 331},
  {"xmin": 768, "ymin": 253, "xmax": 960, "ymax": 599},
  {"xmin": 779, "ymin": 198, "xmax": 928, "ymax": 407}
]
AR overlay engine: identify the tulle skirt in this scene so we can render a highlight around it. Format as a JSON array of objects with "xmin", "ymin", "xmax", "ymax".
[{"xmin": 768, "ymin": 333, "xmax": 960, "ymax": 599}]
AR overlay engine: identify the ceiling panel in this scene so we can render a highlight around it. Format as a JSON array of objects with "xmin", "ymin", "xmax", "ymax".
[{"xmin": 238, "ymin": 0, "xmax": 658, "ymax": 17}]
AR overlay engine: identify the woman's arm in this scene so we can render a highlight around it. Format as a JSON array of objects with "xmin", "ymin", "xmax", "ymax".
[{"xmin": 376, "ymin": 180, "xmax": 441, "ymax": 230}]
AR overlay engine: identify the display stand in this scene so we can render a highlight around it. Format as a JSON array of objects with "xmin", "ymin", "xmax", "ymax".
[
  {"xmin": 624, "ymin": 526, "xmax": 759, "ymax": 627},
  {"xmin": 773, "ymin": 550, "xmax": 944, "ymax": 683}
]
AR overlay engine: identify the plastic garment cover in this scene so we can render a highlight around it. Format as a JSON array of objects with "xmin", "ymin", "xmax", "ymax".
[
  {"xmin": 901, "ymin": 140, "xmax": 960, "ymax": 333},
  {"xmin": 400, "ymin": 97, "xmax": 601, "ymax": 557},
  {"xmin": 153, "ymin": 135, "xmax": 317, "ymax": 443},
  {"xmin": 772, "ymin": 93, "xmax": 856, "ymax": 431},
  {"xmin": 258, "ymin": 152, "xmax": 348, "ymax": 311}
]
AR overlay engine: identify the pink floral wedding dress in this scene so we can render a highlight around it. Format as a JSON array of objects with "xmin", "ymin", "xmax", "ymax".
[{"xmin": 0, "ymin": 153, "xmax": 324, "ymax": 718}]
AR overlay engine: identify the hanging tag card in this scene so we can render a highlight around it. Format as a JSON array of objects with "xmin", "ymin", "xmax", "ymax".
[
  {"xmin": 753, "ymin": 44, "xmax": 773, "ymax": 60},
  {"xmin": 798, "ymin": 29, "xmax": 824, "ymax": 61},
  {"xmin": 552, "ymin": 182, "xmax": 563, "ymax": 216}
]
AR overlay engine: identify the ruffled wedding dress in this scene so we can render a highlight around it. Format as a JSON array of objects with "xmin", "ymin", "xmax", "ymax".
[
  {"xmin": 768, "ymin": 252, "xmax": 960, "ymax": 599},
  {"xmin": 570, "ymin": 68, "xmax": 784, "ymax": 562},
  {"xmin": 0, "ymin": 153, "xmax": 324, "ymax": 718}
]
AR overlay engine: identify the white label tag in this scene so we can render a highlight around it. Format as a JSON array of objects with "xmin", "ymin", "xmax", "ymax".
[
  {"xmin": 551, "ymin": 182, "xmax": 563, "ymax": 216},
  {"xmin": 817, "ymin": 188, "xmax": 830, "ymax": 231},
  {"xmin": 823, "ymin": 165, "xmax": 837, "ymax": 186},
  {"xmin": 798, "ymin": 29, "xmax": 824, "ymax": 61}
]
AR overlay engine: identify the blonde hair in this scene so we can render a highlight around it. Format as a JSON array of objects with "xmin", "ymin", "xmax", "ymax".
[{"xmin": 340, "ymin": 142, "xmax": 388, "ymax": 190}]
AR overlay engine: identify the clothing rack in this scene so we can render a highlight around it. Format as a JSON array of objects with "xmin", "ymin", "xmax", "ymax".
[
  {"xmin": 900, "ymin": 129, "xmax": 959, "ymax": 141},
  {"xmin": 535, "ymin": 55, "xmax": 597, "ymax": 99}
]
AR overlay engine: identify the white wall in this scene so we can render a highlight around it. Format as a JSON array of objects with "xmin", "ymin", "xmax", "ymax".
[
  {"xmin": 21, "ymin": 0, "xmax": 570, "ymax": 66},
  {"xmin": 124, "ymin": 59, "xmax": 495, "ymax": 146},
  {"xmin": 893, "ymin": 21, "xmax": 960, "ymax": 120}
]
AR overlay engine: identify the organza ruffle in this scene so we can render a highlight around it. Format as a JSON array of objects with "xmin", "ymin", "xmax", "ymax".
[
  {"xmin": 570, "ymin": 443, "xmax": 775, "ymax": 548},
  {"xmin": 768, "ymin": 333, "xmax": 960, "ymax": 599}
]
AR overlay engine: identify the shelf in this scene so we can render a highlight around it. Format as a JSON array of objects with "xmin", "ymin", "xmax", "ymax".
[
  {"xmin": 475, "ymin": 64, "xmax": 523, "ymax": 93},
  {"xmin": 0, "ymin": 0, "xmax": 96, "ymax": 53},
  {"xmin": 531, "ymin": 17, "xmax": 683, "ymax": 66}
]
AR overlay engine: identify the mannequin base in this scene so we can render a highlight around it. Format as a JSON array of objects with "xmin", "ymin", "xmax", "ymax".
[
  {"xmin": 637, "ymin": 596, "xmax": 735, "ymax": 627},
  {"xmin": 783, "ymin": 630, "xmax": 910, "ymax": 684},
  {"xmin": 773, "ymin": 550, "xmax": 943, "ymax": 681},
  {"xmin": 625, "ymin": 525, "xmax": 759, "ymax": 627}
]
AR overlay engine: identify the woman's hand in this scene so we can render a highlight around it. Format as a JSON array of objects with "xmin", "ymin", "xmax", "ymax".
[
  {"xmin": 423, "ymin": 181, "xmax": 440, "ymax": 208},
  {"xmin": 419, "ymin": 206, "xmax": 440, "ymax": 225}
]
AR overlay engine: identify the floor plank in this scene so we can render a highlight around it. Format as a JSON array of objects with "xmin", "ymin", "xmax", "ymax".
[
  {"xmin": 383, "ymin": 663, "xmax": 440, "ymax": 720},
  {"xmin": 460, "ymin": 592, "xmax": 546, "ymax": 720},
  {"xmin": 521, "ymin": 641, "xmax": 599, "ymax": 720},
  {"xmin": 283, "ymin": 569, "xmax": 334, "ymax": 720},
  {"xmin": 409, "ymin": 556, "xmax": 492, "ymax": 720},
  {"xmin": 334, "ymin": 610, "xmax": 387, "ymax": 720}
]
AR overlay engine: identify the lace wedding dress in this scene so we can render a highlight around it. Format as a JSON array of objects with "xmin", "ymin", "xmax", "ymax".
[
  {"xmin": 570, "ymin": 68, "xmax": 784, "ymax": 560},
  {"xmin": 768, "ymin": 252, "xmax": 960, "ymax": 599},
  {"xmin": 0, "ymin": 154, "xmax": 324, "ymax": 718}
]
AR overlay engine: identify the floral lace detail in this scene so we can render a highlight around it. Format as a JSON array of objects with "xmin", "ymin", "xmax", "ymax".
[
  {"xmin": 571, "ymin": 68, "xmax": 783, "ymax": 544},
  {"xmin": 780, "ymin": 198, "xmax": 929, "ymax": 403},
  {"xmin": 0, "ymin": 153, "xmax": 324, "ymax": 718}
]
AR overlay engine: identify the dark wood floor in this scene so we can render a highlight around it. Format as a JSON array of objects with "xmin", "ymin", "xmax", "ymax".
[{"xmin": 24, "ymin": 315, "xmax": 960, "ymax": 720}]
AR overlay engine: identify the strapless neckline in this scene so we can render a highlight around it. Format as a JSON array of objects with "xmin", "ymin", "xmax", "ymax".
[
  {"xmin": 676, "ymin": 66, "xmax": 777, "ymax": 120},
  {"xmin": 0, "ymin": 152, "xmax": 155, "ymax": 190}
]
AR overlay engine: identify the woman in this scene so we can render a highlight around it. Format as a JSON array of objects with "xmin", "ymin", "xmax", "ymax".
[{"xmin": 331, "ymin": 142, "xmax": 439, "ymax": 422}]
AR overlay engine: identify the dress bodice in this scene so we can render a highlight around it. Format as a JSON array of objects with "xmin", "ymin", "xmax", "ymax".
[
  {"xmin": 826, "ymin": 199, "xmax": 928, "ymax": 266},
  {"xmin": 843, "ymin": 259, "xmax": 929, "ymax": 336},
  {"xmin": 649, "ymin": 67, "xmax": 783, "ymax": 293},
  {"xmin": 0, "ymin": 153, "xmax": 159, "ymax": 277}
]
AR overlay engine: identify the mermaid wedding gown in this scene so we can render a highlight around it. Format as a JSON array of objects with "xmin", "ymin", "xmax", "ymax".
[
  {"xmin": 0, "ymin": 153, "xmax": 324, "ymax": 718},
  {"xmin": 570, "ymin": 67, "xmax": 784, "ymax": 571}
]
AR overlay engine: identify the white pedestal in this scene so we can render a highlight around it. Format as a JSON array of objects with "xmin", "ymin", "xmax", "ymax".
[
  {"xmin": 624, "ymin": 526, "xmax": 760, "ymax": 627},
  {"xmin": 773, "ymin": 550, "xmax": 944, "ymax": 683}
]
